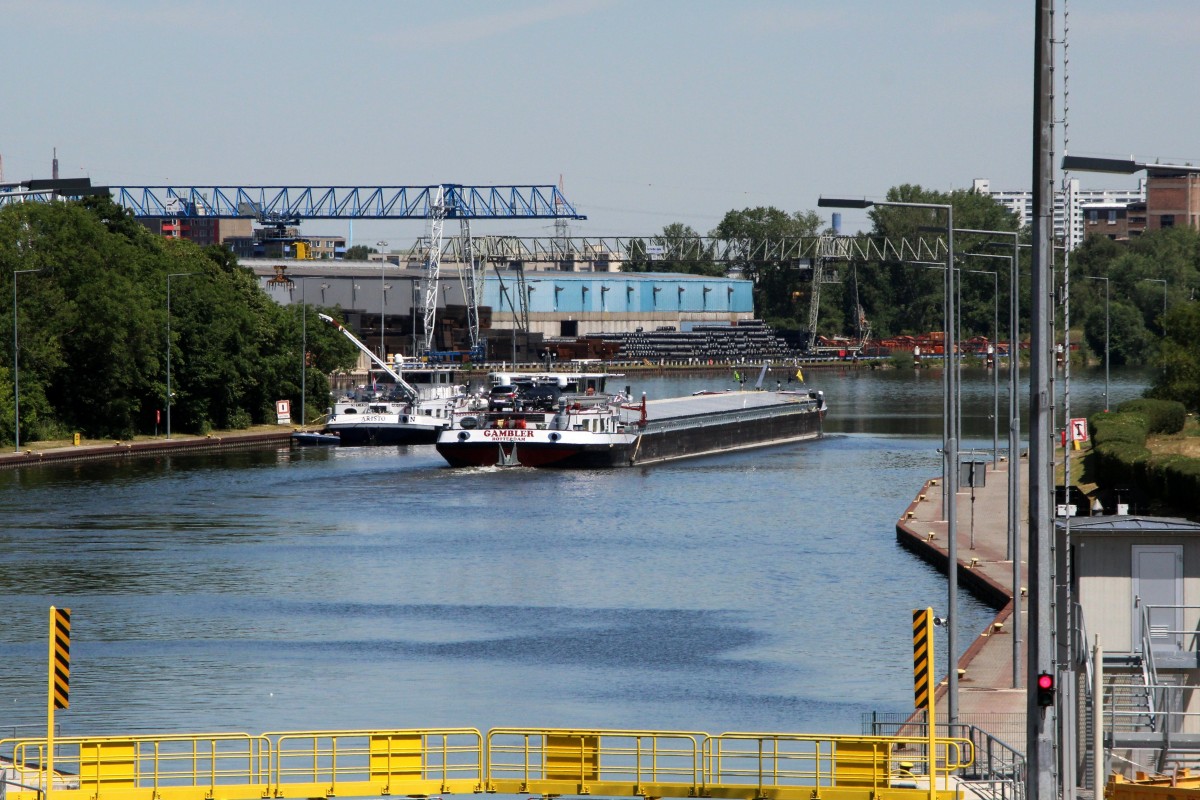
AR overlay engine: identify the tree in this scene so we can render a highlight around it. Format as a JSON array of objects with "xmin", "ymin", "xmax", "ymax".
[
  {"xmin": 1071, "ymin": 226, "xmax": 1200, "ymax": 366},
  {"xmin": 1149, "ymin": 302, "xmax": 1200, "ymax": 411},
  {"xmin": 649, "ymin": 223, "xmax": 721, "ymax": 276},
  {"xmin": 853, "ymin": 185, "xmax": 1022, "ymax": 340},
  {"xmin": 344, "ymin": 245, "xmax": 376, "ymax": 261},
  {"xmin": 710, "ymin": 207, "xmax": 824, "ymax": 328},
  {"xmin": 0, "ymin": 198, "xmax": 359, "ymax": 444}
]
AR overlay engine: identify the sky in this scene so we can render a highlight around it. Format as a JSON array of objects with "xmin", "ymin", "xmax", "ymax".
[{"xmin": 3, "ymin": 1, "xmax": 1198, "ymax": 242}]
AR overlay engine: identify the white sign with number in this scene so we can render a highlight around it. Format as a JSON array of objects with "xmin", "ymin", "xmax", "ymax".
[
  {"xmin": 276, "ymin": 399, "xmax": 292, "ymax": 425},
  {"xmin": 1070, "ymin": 417, "xmax": 1088, "ymax": 443}
]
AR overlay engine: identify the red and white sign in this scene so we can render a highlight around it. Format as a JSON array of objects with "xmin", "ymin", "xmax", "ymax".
[
  {"xmin": 1069, "ymin": 417, "xmax": 1089, "ymax": 443},
  {"xmin": 276, "ymin": 399, "xmax": 292, "ymax": 425}
]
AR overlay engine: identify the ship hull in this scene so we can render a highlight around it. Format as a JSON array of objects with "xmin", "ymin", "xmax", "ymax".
[{"xmin": 324, "ymin": 420, "xmax": 447, "ymax": 446}]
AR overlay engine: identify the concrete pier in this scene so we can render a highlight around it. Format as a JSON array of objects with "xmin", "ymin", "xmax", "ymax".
[{"xmin": 896, "ymin": 455, "xmax": 1029, "ymax": 735}]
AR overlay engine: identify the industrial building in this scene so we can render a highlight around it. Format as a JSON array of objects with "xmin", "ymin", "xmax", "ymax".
[{"xmin": 251, "ymin": 259, "xmax": 760, "ymax": 362}]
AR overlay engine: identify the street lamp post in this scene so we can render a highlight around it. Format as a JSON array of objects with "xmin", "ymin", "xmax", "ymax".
[
  {"xmin": 377, "ymin": 242, "xmax": 388, "ymax": 360},
  {"xmin": 300, "ymin": 277, "xmax": 307, "ymax": 428},
  {"xmin": 13, "ymin": 267, "xmax": 43, "ymax": 452},
  {"xmin": 964, "ymin": 265, "xmax": 1000, "ymax": 468},
  {"xmin": 819, "ymin": 195, "xmax": 960, "ymax": 725},
  {"xmin": 958, "ymin": 228, "xmax": 1023, "ymax": 689},
  {"xmin": 166, "ymin": 271, "xmax": 200, "ymax": 439},
  {"xmin": 1085, "ymin": 276, "xmax": 1110, "ymax": 412}
]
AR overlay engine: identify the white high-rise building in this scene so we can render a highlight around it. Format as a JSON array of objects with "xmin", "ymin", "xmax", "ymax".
[{"xmin": 972, "ymin": 178, "xmax": 1147, "ymax": 250}]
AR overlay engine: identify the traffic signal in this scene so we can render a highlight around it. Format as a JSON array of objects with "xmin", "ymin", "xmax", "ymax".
[{"xmin": 1036, "ymin": 671, "xmax": 1055, "ymax": 706}]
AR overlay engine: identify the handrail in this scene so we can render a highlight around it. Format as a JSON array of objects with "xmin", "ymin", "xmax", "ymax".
[
  {"xmin": 1138, "ymin": 601, "xmax": 1163, "ymax": 732},
  {"xmin": 1139, "ymin": 603, "xmax": 1200, "ymax": 652},
  {"xmin": 0, "ymin": 727, "xmax": 978, "ymax": 800},
  {"xmin": 864, "ymin": 719, "xmax": 1022, "ymax": 800},
  {"xmin": 1075, "ymin": 602, "xmax": 1094, "ymax": 698}
]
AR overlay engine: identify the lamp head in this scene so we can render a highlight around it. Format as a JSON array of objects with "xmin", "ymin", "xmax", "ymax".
[
  {"xmin": 817, "ymin": 197, "xmax": 874, "ymax": 209},
  {"xmin": 1061, "ymin": 155, "xmax": 1141, "ymax": 174}
]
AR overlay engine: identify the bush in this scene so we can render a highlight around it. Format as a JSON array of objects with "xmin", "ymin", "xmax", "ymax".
[
  {"xmin": 1091, "ymin": 412, "xmax": 1149, "ymax": 446},
  {"xmin": 1093, "ymin": 440, "xmax": 1151, "ymax": 488},
  {"xmin": 1089, "ymin": 401, "xmax": 1200, "ymax": 518},
  {"xmin": 1117, "ymin": 398, "xmax": 1186, "ymax": 434}
]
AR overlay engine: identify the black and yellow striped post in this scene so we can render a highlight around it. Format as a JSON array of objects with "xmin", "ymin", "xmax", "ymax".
[
  {"xmin": 913, "ymin": 608, "xmax": 934, "ymax": 711},
  {"xmin": 47, "ymin": 606, "xmax": 71, "ymax": 800},
  {"xmin": 912, "ymin": 608, "xmax": 937, "ymax": 800},
  {"xmin": 51, "ymin": 607, "xmax": 70, "ymax": 710}
]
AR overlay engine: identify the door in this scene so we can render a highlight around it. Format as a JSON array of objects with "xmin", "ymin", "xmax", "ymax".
[{"xmin": 1132, "ymin": 544, "xmax": 1183, "ymax": 651}]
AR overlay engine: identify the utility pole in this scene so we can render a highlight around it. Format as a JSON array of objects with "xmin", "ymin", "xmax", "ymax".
[{"xmin": 1028, "ymin": 2, "xmax": 1058, "ymax": 799}]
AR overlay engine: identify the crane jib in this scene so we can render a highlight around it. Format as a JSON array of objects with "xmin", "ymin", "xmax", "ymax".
[{"xmin": 317, "ymin": 313, "xmax": 419, "ymax": 402}]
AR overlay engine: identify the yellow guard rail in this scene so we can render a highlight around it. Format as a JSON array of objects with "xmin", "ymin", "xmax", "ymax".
[{"xmin": 1, "ymin": 727, "xmax": 973, "ymax": 800}]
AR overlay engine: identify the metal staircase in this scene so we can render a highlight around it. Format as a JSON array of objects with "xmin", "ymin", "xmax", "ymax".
[{"xmin": 1089, "ymin": 602, "xmax": 1200, "ymax": 778}]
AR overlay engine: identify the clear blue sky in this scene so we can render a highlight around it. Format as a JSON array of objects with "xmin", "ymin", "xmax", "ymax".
[{"xmin": 3, "ymin": 1, "xmax": 1196, "ymax": 242}]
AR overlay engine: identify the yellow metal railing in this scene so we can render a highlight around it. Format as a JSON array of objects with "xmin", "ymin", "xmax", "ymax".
[
  {"xmin": 486, "ymin": 728, "xmax": 706, "ymax": 796},
  {"xmin": 485, "ymin": 728, "xmax": 974, "ymax": 800},
  {"xmin": 1, "ymin": 733, "xmax": 269, "ymax": 800},
  {"xmin": 703, "ymin": 731, "xmax": 973, "ymax": 799},
  {"xmin": 267, "ymin": 728, "xmax": 483, "ymax": 797},
  {"xmin": 1, "ymin": 727, "xmax": 973, "ymax": 800}
]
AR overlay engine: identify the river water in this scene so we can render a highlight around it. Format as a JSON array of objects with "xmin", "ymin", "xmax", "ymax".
[{"xmin": 0, "ymin": 364, "xmax": 1149, "ymax": 738}]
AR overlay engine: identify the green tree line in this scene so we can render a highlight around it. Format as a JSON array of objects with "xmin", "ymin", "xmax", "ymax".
[
  {"xmin": 641, "ymin": 185, "xmax": 1200, "ymax": 408},
  {"xmin": 0, "ymin": 198, "xmax": 358, "ymax": 446}
]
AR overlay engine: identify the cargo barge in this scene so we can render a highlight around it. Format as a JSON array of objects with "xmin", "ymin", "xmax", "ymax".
[{"xmin": 435, "ymin": 387, "xmax": 826, "ymax": 469}]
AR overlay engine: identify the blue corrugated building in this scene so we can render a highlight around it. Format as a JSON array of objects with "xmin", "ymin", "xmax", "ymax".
[
  {"xmin": 489, "ymin": 272, "xmax": 755, "ymax": 337},
  {"xmin": 253, "ymin": 260, "xmax": 757, "ymax": 341}
]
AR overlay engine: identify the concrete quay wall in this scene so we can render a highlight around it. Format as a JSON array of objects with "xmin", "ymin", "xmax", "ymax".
[{"xmin": 0, "ymin": 431, "xmax": 293, "ymax": 470}]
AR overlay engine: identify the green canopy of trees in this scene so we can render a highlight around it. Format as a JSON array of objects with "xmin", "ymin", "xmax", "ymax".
[
  {"xmin": 0, "ymin": 198, "xmax": 358, "ymax": 445},
  {"xmin": 638, "ymin": 187, "xmax": 1198, "ymax": 388}
]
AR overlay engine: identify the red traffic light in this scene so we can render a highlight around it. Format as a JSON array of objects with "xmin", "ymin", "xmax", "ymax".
[{"xmin": 1036, "ymin": 672, "xmax": 1055, "ymax": 706}]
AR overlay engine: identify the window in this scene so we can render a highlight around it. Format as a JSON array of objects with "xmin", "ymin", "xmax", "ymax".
[{"xmin": 1161, "ymin": 214, "xmax": 1175, "ymax": 228}]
